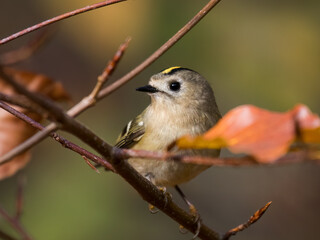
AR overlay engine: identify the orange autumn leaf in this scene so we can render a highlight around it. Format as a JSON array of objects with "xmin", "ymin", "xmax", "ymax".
[
  {"xmin": 0, "ymin": 68, "xmax": 70, "ymax": 180},
  {"xmin": 176, "ymin": 104, "xmax": 320, "ymax": 163}
]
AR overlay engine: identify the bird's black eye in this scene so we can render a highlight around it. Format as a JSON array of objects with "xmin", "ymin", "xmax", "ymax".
[{"xmin": 169, "ymin": 81, "xmax": 180, "ymax": 91}]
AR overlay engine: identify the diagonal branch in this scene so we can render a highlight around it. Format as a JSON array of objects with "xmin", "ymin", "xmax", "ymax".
[
  {"xmin": 119, "ymin": 148, "xmax": 320, "ymax": 166},
  {"xmin": 0, "ymin": 100, "xmax": 114, "ymax": 171},
  {"xmin": 88, "ymin": 37, "xmax": 131, "ymax": 101},
  {"xmin": 222, "ymin": 202, "xmax": 272, "ymax": 240},
  {"xmin": 0, "ymin": 0, "xmax": 126, "ymax": 45},
  {"xmin": 97, "ymin": 0, "xmax": 223, "ymax": 99}
]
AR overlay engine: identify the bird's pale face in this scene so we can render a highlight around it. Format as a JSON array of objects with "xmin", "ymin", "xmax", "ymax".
[
  {"xmin": 136, "ymin": 67, "xmax": 220, "ymax": 121},
  {"xmin": 148, "ymin": 70, "xmax": 215, "ymax": 107}
]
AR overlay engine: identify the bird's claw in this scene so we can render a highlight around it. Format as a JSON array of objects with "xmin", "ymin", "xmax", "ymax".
[
  {"xmin": 178, "ymin": 203, "xmax": 202, "ymax": 239},
  {"xmin": 148, "ymin": 186, "xmax": 170, "ymax": 214},
  {"xmin": 189, "ymin": 204, "xmax": 202, "ymax": 239}
]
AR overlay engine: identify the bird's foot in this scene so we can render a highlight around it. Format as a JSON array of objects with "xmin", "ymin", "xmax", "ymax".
[
  {"xmin": 179, "ymin": 204, "xmax": 202, "ymax": 239},
  {"xmin": 175, "ymin": 185, "xmax": 202, "ymax": 239},
  {"xmin": 147, "ymin": 186, "xmax": 169, "ymax": 214}
]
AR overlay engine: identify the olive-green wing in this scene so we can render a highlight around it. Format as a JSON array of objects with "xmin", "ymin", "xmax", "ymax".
[{"xmin": 115, "ymin": 114, "xmax": 145, "ymax": 149}]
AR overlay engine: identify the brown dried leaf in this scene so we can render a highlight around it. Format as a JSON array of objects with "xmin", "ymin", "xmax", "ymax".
[
  {"xmin": 176, "ymin": 104, "xmax": 320, "ymax": 163},
  {"xmin": 0, "ymin": 68, "xmax": 70, "ymax": 180}
]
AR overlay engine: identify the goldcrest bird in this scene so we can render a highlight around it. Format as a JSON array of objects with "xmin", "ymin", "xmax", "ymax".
[{"xmin": 115, "ymin": 67, "xmax": 221, "ymax": 199}]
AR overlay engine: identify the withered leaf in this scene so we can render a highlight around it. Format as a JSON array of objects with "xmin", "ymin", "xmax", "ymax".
[
  {"xmin": 176, "ymin": 104, "xmax": 320, "ymax": 163},
  {"xmin": 0, "ymin": 68, "xmax": 70, "ymax": 180}
]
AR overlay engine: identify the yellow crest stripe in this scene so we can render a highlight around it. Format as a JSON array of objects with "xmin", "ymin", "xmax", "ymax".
[{"xmin": 161, "ymin": 66, "xmax": 182, "ymax": 74}]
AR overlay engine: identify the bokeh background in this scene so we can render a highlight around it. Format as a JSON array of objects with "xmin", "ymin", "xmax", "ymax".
[{"xmin": 1, "ymin": 0, "xmax": 319, "ymax": 239}]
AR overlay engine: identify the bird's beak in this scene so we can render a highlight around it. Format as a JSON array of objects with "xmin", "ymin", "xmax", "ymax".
[{"xmin": 136, "ymin": 85, "xmax": 158, "ymax": 93}]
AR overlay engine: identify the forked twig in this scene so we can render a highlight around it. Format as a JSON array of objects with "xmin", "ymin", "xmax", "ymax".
[
  {"xmin": 0, "ymin": 0, "xmax": 126, "ymax": 45},
  {"xmin": 223, "ymin": 202, "xmax": 272, "ymax": 240}
]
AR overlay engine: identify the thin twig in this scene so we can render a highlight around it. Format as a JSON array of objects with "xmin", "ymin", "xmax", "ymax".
[
  {"xmin": 0, "ymin": 0, "xmax": 126, "ymax": 45},
  {"xmin": 0, "ymin": 100, "xmax": 114, "ymax": 171},
  {"xmin": 119, "ymin": 148, "xmax": 319, "ymax": 166},
  {"xmin": 88, "ymin": 37, "xmax": 131, "ymax": 101},
  {"xmin": 97, "ymin": 0, "xmax": 222, "ymax": 99},
  {"xmin": 83, "ymin": 156, "xmax": 101, "ymax": 174},
  {"xmin": 222, "ymin": 202, "xmax": 272, "ymax": 240},
  {"xmin": 0, "ymin": 30, "xmax": 51, "ymax": 65},
  {"xmin": 0, "ymin": 205, "xmax": 32, "ymax": 240}
]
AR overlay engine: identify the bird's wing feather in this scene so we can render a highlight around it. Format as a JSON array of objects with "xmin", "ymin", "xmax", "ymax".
[{"xmin": 115, "ymin": 114, "xmax": 145, "ymax": 149}]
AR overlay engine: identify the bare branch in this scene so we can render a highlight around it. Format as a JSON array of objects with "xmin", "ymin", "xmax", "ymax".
[
  {"xmin": 88, "ymin": 37, "xmax": 131, "ymax": 101},
  {"xmin": 97, "ymin": 0, "xmax": 223, "ymax": 99},
  {"xmin": 119, "ymin": 148, "xmax": 319, "ymax": 166},
  {"xmin": 0, "ymin": 0, "xmax": 126, "ymax": 45},
  {"xmin": 83, "ymin": 156, "xmax": 101, "ymax": 174},
  {"xmin": 0, "ymin": 100, "xmax": 114, "ymax": 171},
  {"xmin": 0, "ymin": 123, "xmax": 56, "ymax": 163},
  {"xmin": 222, "ymin": 202, "xmax": 272, "ymax": 240}
]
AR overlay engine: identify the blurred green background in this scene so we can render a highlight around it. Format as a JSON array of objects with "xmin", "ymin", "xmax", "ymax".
[{"xmin": 1, "ymin": 0, "xmax": 319, "ymax": 239}]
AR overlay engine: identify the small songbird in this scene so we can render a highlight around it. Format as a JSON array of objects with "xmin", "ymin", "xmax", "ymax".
[{"xmin": 115, "ymin": 66, "xmax": 221, "ymax": 210}]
